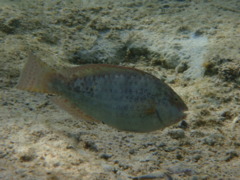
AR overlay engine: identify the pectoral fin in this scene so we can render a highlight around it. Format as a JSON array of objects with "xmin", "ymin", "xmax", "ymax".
[{"xmin": 51, "ymin": 96, "xmax": 99, "ymax": 122}]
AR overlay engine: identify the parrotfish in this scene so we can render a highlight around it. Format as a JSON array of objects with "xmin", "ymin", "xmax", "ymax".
[{"xmin": 16, "ymin": 54, "xmax": 188, "ymax": 132}]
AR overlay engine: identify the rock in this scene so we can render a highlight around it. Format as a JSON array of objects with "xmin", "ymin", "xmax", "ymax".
[
  {"xmin": 99, "ymin": 153, "xmax": 112, "ymax": 160},
  {"xmin": 168, "ymin": 129, "xmax": 186, "ymax": 139},
  {"xmin": 129, "ymin": 149, "xmax": 135, "ymax": 155},
  {"xmin": 164, "ymin": 52, "xmax": 181, "ymax": 69},
  {"xmin": 165, "ymin": 75, "xmax": 176, "ymax": 84},
  {"xmin": 0, "ymin": 150, "xmax": 8, "ymax": 158},
  {"xmin": 84, "ymin": 141, "xmax": 99, "ymax": 152},
  {"xmin": 192, "ymin": 155, "xmax": 202, "ymax": 162},
  {"xmin": 102, "ymin": 164, "xmax": 115, "ymax": 172},
  {"xmin": 202, "ymin": 134, "xmax": 224, "ymax": 146},
  {"xmin": 69, "ymin": 38, "xmax": 125, "ymax": 64},
  {"xmin": 130, "ymin": 171, "xmax": 172, "ymax": 180},
  {"xmin": 163, "ymin": 146, "xmax": 179, "ymax": 152},
  {"xmin": 139, "ymin": 153, "xmax": 157, "ymax": 162},
  {"xmin": 224, "ymin": 150, "xmax": 238, "ymax": 162},
  {"xmin": 217, "ymin": 109, "xmax": 232, "ymax": 121},
  {"xmin": 118, "ymin": 163, "xmax": 131, "ymax": 170},
  {"xmin": 191, "ymin": 175, "xmax": 209, "ymax": 180},
  {"xmin": 157, "ymin": 142, "xmax": 167, "ymax": 148},
  {"xmin": 19, "ymin": 148, "xmax": 36, "ymax": 162},
  {"xmin": 19, "ymin": 154, "xmax": 35, "ymax": 162},
  {"xmin": 175, "ymin": 61, "xmax": 188, "ymax": 73},
  {"xmin": 0, "ymin": 17, "xmax": 21, "ymax": 34},
  {"xmin": 178, "ymin": 120, "xmax": 188, "ymax": 129},
  {"xmin": 218, "ymin": 62, "xmax": 240, "ymax": 82},
  {"xmin": 167, "ymin": 163, "xmax": 197, "ymax": 175},
  {"xmin": 176, "ymin": 153, "xmax": 183, "ymax": 160}
]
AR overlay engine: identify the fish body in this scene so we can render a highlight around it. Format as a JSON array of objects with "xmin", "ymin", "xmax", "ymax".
[{"xmin": 16, "ymin": 54, "xmax": 188, "ymax": 132}]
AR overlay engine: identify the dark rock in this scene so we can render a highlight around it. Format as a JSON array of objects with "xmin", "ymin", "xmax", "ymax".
[
  {"xmin": 165, "ymin": 52, "xmax": 181, "ymax": 69},
  {"xmin": 124, "ymin": 46, "xmax": 150, "ymax": 63},
  {"xmin": 66, "ymin": 145, "xmax": 74, "ymax": 149},
  {"xmin": 19, "ymin": 154, "xmax": 35, "ymax": 162},
  {"xmin": 163, "ymin": 146, "xmax": 179, "ymax": 152},
  {"xmin": 0, "ymin": 18, "xmax": 21, "ymax": 34},
  {"xmin": 177, "ymin": 26, "xmax": 191, "ymax": 35},
  {"xmin": 178, "ymin": 120, "xmax": 188, "ymax": 129},
  {"xmin": 84, "ymin": 141, "xmax": 98, "ymax": 152},
  {"xmin": 194, "ymin": 29, "xmax": 204, "ymax": 37},
  {"xmin": 176, "ymin": 153, "xmax": 183, "ymax": 160},
  {"xmin": 2, "ymin": 102, "xmax": 8, "ymax": 106},
  {"xmin": 0, "ymin": 151, "xmax": 8, "ymax": 158},
  {"xmin": 157, "ymin": 142, "xmax": 167, "ymax": 148},
  {"xmin": 69, "ymin": 38, "xmax": 125, "ymax": 64},
  {"xmin": 129, "ymin": 149, "xmax": 135, "ymax": 155},
  {"xmin": 99, "ymin": 153, "xmax": 112, "ymax": 160},
  {"xmin": 218, "ymin": 62, "xmax": 240, "ymax": 82},
  {"xmin": 224, "ymin": 150, "xmax": 238, "ymax": 162}
]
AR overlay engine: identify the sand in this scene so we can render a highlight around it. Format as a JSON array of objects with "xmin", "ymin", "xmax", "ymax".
[{"xmin": 0, "ymin": 0, "xmax": 240, "ymax": 179}]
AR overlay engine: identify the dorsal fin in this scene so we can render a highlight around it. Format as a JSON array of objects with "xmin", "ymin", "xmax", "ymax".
[{"xmin": 60, "ymin": 64, "xmax": 148, "ymax": 79}]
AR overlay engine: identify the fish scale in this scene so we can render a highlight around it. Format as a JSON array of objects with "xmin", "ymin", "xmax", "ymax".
[{"xmin": 16, "ymin": 54, "xmax": 188, "ymax": 132}]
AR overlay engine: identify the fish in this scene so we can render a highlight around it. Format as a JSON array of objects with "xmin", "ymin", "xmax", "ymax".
[{"xmin": 16, "ymin": 54, "xmax": 188, "ymax": 132}]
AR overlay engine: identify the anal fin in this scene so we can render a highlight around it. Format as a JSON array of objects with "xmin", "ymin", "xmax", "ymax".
[{"xmin": 51, "ymin": 96, "xmax": 98, "ymax": 123}]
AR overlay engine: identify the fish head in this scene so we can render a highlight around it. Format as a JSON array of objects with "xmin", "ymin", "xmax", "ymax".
[{"xmin": 155, "ymin": 89, "xmax": 188, "ymax": 127}]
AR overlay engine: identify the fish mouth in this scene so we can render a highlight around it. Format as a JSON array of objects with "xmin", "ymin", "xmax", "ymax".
[
  {"xmin": 180, "ymin": 110, "xmax": 188, "ymax": 120},
  {"xmin": 182, "ymin": 105, "xmax": 188, "ymax": 111},
  {"xmin": 175, "ymin": 109, "xmax": 188, "ymax": 123},
  {"xmin": 182, "ymin": 111, "xmax": 188, "ymax": 119}
]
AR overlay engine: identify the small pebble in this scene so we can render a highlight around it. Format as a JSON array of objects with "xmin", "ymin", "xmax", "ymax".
[
  {"xmin": 178, "ymin": 120, "xmax": 188, "ymax": 129},
  {"xmin": 176, "ymin": 153, "xmax": 183, "ymax": 160},
  {"xmin": 129, "ymin": 149, "xmax": 135, "ymax": 155},
  {"xmin": 192, "ymin": 155, "xmax": 202, "ymax": 162}
]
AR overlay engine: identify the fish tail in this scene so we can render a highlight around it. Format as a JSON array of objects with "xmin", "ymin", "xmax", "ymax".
[{"xmin": 16, "ymin": 53, "xmax": 57, "ymax": 94}]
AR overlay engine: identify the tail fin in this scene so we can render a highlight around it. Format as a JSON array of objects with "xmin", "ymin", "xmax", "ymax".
[{"xmin": 16, "ymin": 53, "xmax": 57, "ymax": 94}]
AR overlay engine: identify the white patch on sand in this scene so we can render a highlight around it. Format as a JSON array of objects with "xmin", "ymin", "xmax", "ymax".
[
  {"xmin": 121, "ymin": 30, "xmax": 208, "ymax": 79},
  {"xmin": 177, "ymin": 35, "xmax": 208, "ymax": 79}
]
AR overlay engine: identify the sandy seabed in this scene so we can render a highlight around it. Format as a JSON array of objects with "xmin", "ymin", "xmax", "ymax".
[{"xmin": 0, "ymin": 0, "xmax": 240, "ymax": 179}]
